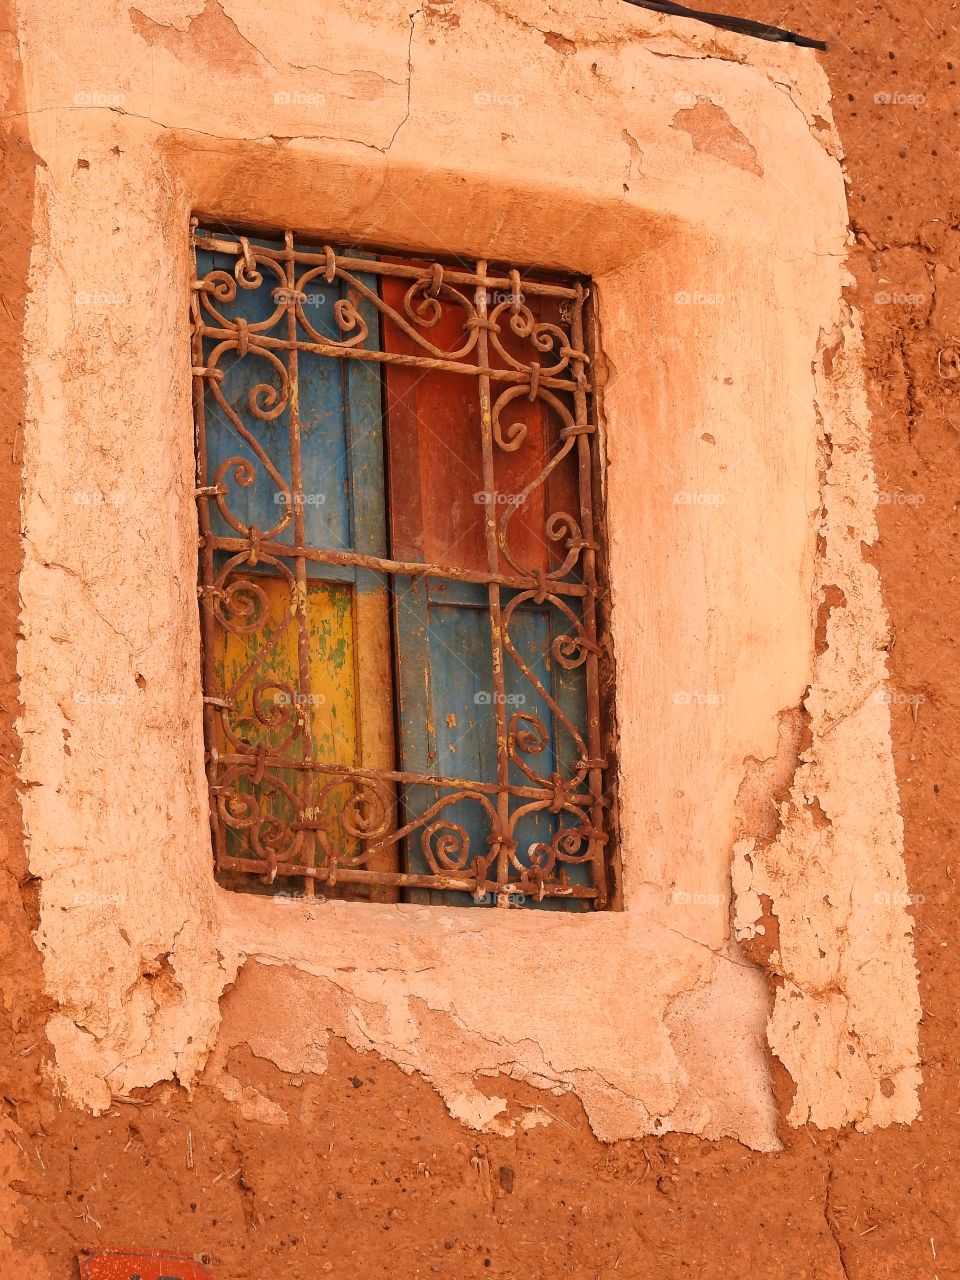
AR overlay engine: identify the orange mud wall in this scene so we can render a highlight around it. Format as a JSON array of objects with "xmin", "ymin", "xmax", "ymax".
[{"xmin": 0, "ymin": 1, "xmax": 951, "ymax": 1277}]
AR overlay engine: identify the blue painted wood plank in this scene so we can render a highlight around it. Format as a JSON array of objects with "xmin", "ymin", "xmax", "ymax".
[{"xmin": 196, "ymin": 238, "xmax": 385, "ymax": 584}]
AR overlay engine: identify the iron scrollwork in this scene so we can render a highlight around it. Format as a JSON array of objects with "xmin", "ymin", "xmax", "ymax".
[{"xmin": 192, "ymin": 226, "xmax": 613, "ymax": 908}]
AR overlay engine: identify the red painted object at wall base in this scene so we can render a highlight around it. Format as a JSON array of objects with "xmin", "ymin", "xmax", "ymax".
[{"xmin": 76, "ymin": 1248, "xmax": 215, "ymax": 1280}]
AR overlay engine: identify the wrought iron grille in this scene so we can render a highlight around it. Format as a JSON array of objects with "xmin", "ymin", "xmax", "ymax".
[{"xmin": 190, "ymin": 222, "xmax": 616, "ymax": 909}]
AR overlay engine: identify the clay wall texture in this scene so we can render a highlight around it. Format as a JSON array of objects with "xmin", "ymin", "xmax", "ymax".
[{"xmin": 0, "ymin": 1, "xmax": 952, "ymax": 1278}]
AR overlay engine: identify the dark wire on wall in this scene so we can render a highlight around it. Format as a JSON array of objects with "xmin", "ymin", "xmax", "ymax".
[{"xmin": 621, "ymin": 0, "xmax": 828, "ymax": 51}]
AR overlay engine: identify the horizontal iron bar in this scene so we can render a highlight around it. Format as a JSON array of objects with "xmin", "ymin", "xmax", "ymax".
[
  {"xmin": 192, "ymin": 234, "xmax": 585, "ymax": 300},
  {"xmin": 217, "ymin": 854, "xmax": 599, "ymax": 899},
  {"xmin": 193, "ymin": 323, "xmax": 589, "ymax": 391},
  {"xmin": 202, "ymin": 535, "xmax": 590, "ymax": 599},
  {"xmin": 209, "ymin": 752, "xmax": 606, "ymax": 804}
]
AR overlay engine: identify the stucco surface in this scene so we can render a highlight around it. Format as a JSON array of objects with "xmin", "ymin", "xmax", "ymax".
[{"xmin": 12, "ymin": 0, "xmax": 919, "ymax": 1145}]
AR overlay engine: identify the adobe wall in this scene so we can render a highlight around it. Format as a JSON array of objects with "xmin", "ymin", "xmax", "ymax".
[{"xmin": 9, "ymin": 0, "xmax": 918, "ymax": 1154}]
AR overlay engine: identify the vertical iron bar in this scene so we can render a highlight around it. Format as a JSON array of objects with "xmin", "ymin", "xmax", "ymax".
[
  {"xmin": 474, "ymin": 260, "xmax": 511, "ymax": 900},
  {"xmin": 570, "ymin": 284, "xmax": 607, "ymax": 908},
  {"xmin": 284, "ymin": 231, "xmax": 316, "ymax": 895},
  {"xmin": 190, "ymin": 223, "xmax": 223, "ymax": 870}
]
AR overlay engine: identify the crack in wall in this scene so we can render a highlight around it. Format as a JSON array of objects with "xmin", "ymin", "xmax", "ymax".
[
  {"xmin": 10, "ymin": 4, "xmax": 421, "ymax": 155},
  {"xmin": 823, "ymin": 1145, "xmax": 852, "ymax": 1280}
]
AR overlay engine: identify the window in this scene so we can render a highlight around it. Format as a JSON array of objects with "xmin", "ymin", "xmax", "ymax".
[{"xmin": 191, "ymin": 224, "xmax": 616, "ymax": 910}]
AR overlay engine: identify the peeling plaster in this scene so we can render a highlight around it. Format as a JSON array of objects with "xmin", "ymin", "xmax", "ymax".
[
  {"xmin": 130, "ymin": 1, "xmax": 277, "ymax": 78},
  {"xmin": 671, "ymin": 100, "xmax": 763, "ymax": 175},
  {"xmin": 732, "ymin": 308, "xmax": 922, "ymax": 1130}
]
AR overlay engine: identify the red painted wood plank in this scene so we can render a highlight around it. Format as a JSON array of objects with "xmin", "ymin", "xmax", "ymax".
[
  {"xmin": 380, "ymin": 263, "xmax": 580, "ymax": 580},
  {"xmin": 380, "ymin": 263, "xmax": 486, "ymax": 573},
  {"xmin": 489, "ymin": 288, "xmax": 580, "ymax": 579}
]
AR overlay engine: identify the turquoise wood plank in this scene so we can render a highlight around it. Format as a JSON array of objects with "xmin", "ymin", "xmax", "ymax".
[
  {"xmin": 399, "ymin": 591, "xmax": 587, "ymax": 909},
  {"xmin": 196, "ymin": 238, "xmax": 344, "ymax": 568},
  {"xmin": 412, "ymin": 596, "xmax": 496, "ymax": 905},
  {"xmin": 511, "ymin": 598, "xmax": 591, "ymax": 910},
  {"xmin": 341, "ymin": 254, "xmax": 389, "ymax": 594}
]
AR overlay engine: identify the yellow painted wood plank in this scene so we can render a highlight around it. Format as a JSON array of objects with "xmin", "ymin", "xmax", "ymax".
[{"xmin": 212, "ymin": 570, "xmax": 358, "ymax": 868}]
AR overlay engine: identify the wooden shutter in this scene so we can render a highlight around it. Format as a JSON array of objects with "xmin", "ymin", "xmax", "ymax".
[
  {"xmin": 196, "ymin": 239, "xmax": 397, "ymax": 900},
  {"xmin": 380, "ymin": 267, "xmax": 591, "ymax": 909}
]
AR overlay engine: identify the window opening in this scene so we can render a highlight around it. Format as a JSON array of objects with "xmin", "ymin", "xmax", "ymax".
[{"xmin": 191, "ymin": 224, "xmax": 615, "ymax": 909}]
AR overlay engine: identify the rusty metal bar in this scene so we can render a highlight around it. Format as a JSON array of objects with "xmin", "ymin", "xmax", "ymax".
[
  {"xmin": 217, "ymin": 855, "xmax": 600, "ymax": 899},
  {"xmin": 193, "ymin": 323, "xmax": 588, "ymax": 393},
  {"xmin": 202, "ymin": 536, "xmax": 590, "ymax": 599},
  {"xmin": 282, "ymin": 230, "xmax": 317, "ymax": 895},
  {"xmin": 569, "ymin": 284, "xmax": 608, "ymax": 909},
  {"xmin": 190, "ymin": 221, "xmax": 224, "ymax": 873},
  {"xmin": 474, "ymin": 260, "xmax": 512, "ymax": 902},
  {"xmin": 192, "ymin": 231, "xmax": 583, "ymax": 299},
  {"xmin": 209, "ymin": 751, "xmax": 606, "ymax": 804}
]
